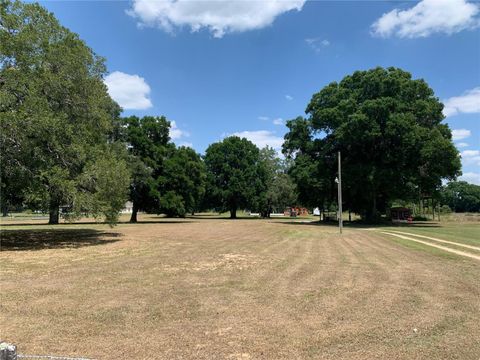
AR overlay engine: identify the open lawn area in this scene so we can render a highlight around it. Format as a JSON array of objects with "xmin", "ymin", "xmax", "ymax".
[{"xmin": 1, "ymin": 216, "xmax": 479, "ymax": 359}]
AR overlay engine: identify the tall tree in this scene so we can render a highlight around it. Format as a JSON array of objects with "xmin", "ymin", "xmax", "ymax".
[
  {"xmin": 258, "ymin": 147, "xmax": 297, "ymax": 217},
  {"xmin": 159, "ymin": 146, "xmax": 206, "ymax": 217},
  {"xmin": 0, "ymin": 0, "xmax": 129, "ymax": 224},
  {"xmin": 118, "ymin": 115, "xmax": 171, "ymax": 223},
  {"xmin": 204, "ymin": 136, "xmax": 268, "ymax": 219},
  {"xmin": 284, "ymin": 67, "xmax": 461, "ymax": 222}
]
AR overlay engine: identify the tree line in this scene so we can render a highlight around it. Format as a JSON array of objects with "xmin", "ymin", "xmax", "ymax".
[
  {"xmin": 114, "ymin": 116, "xmax": 297, "ymax": 222},
  {"xmin": 0, "ymin": 1, "xmax": 473, "ymax": 225}
]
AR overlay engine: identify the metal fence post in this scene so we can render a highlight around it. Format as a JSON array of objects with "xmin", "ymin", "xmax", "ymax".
[{"xmin": 0, "ymin": 342, "xmax": 17, "ymax": 360}]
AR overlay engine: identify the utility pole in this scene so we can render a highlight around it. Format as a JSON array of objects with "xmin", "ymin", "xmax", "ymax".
[{"xmin": 337, "ymin": 151, "xmax": 343, "ymax": 234}]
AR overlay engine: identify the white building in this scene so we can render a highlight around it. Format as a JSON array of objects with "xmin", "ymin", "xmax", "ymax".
[{"xmin": 122, "ymin": 201, "xmax": 133, "ymax": 214}]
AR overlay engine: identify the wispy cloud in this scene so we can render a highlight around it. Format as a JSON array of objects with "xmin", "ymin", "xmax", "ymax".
[
  {"xmin": 305, "ymin": 38, "xmax": 330, "ymax": 52},
  {"xmin": 258, "ymin": 116, "xmax": 270, "ymax": 121},
  {"xmin": 170, "ymin": 121, "xmax": 190, "ymax": 140},
  {"xmin": 456, "ymin": 142, "xmax": 469, "ymax": 148},
  {"xmin": 272, "ymin": 118, "xmax": 284, "ymax": 126},
  {"xmin": 451, "ymin": 129, "xmax": 471, "ymax": 141},
  {"xmin": 443, "ymin": 87, "xmax": 480, "ymax": 117},
  {"xmin": 229, "ymin": 130, "xmax": 283, "ymax": 150},
  {"xmin": 285, "ymin": 94, "xmax": 293, "ymax": 101},
  {"xmin": 179, "ymin": 141, "xmax": 193, "ymax": 148},
  {"xmin": 371, "ymin": 0, "xmax": 480, "ymax": 38},
  {"xmin": 104, "ymin": 71, "xmax": 152, "ymax": 110},
  {"xmin": 459, "ymin": 172, "xmax": 480, "ymax": 185},
  {"xmin": 461, "ymin": 149, "xmax": 480, "ymax": 166}
]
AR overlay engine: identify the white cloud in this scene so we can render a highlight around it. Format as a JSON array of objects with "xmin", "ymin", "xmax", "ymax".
[
  {"xmin": 462, "ymin": 149, "xmax": 479, "ymax": 157},
  {"xmin": 371, "ymin": 0, "xmax": 480, "ymax": 38},
  {"xmin": 128, "ymin": 0, "xmax": 305, "ymax": 38},
  {"xmin": 272, "ymin": 118, "xmax": 284, "ymax": 125},
  {"xmin": 104, "ymin": 71, "xmax": 152, "ymax": 110},
  {"xmin": 170, "ymin": 121, "xmax": 190, "ymax": 140},
  {"xmin": 258, "ymin": 116, "xmax": 270, "ymax": 121},
  {"xmin": 305, "ymin": 38, "xmax": 330, "ymax": 52},
  {"xmin": 179, "ymin": 141, "xmax": 193, "ymax": 148},
  {"xmin": 230, "ymin": 130, "xmax": 283, "ymax": 150},
  {"xmin": 285, "ymin": 94, "xmax": 293, "ymax": 101},
  {"xmin": 457, "ymin": 142, "xmax": 469, "ymax": 148},
  {"xmin": 461, "ymin": 149, "xmax": 480, "ymax": 166},
  {"xmin": 459, "ymin": 172, "xmax": 480, "ymax": 185},
  {"xmin": 451, "ymin": 128, "xmax": 471, "ymax": 140},
  {"xmin": 443, "ymin": 87, "xmax": 480, "ymax": 117}
]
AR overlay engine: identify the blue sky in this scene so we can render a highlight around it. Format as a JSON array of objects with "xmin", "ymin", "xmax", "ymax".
[{"xmin": 41, "ymin": 0, "xmax": 480, "ymax": 183}]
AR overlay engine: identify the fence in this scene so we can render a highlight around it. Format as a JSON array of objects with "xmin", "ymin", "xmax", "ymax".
[
  {"xmin": 0, "ymin": 343, "xmax": 94, "ymax": 360},
  {"xmin": 18, "ymin": 355, "xmax": 95, "ymax": 360}
]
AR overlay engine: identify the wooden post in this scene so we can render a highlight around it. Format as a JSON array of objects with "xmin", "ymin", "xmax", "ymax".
[{"xmin": 432, "ymin": 199, "xmax": 435, "ymax": 221}]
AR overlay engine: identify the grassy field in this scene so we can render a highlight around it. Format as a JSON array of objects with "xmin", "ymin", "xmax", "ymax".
[{"xmin": 1, "ymin": 215, "xmax": 479, "ymax": 359}]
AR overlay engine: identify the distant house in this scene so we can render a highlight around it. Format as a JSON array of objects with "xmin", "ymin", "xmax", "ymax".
[
  {"xmin": 390, "ymin": 207, "xmax": 411, "ymax": 222},
  {"xmin": 122, "ymin": 201, "xmax": 134, "ymax": 214}
]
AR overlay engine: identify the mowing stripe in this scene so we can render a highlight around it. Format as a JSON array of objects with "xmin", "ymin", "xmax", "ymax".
[
  {"xmin": 383, "ymin": 230, "xmax": 480, "ymax": 252},
  {"xmin": 380, "ymin": 232, "xmax": 480, "ymax": 261}
]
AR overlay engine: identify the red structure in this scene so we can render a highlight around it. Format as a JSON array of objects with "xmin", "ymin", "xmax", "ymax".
[
  {"xmin": 390, "ymin": 207, "xmax": 412, "ymax": 222},
  {"xmin": 284, "ymin": 207, "xmax": 309, "ymax": 217}
]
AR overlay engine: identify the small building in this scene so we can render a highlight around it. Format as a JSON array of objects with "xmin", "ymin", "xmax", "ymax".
[
  {"xmin": 122, "ymin": 201, "xmax": 134, "ymax": 214},
  {"xmin": 390, "ymin": 207, "xmax": 412, "ymax": 222}
]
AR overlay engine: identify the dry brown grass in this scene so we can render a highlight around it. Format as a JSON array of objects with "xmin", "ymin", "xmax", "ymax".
[{"xmin": 1, "ymin": 217, "xmax": 479, "ymax": 359}]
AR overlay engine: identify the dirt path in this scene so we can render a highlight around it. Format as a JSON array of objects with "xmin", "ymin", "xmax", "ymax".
[
  {"xmin": 381, "ymin": 231, "xmax": 480, "ymax": 261},
  {"xmin": 1, "ymin": 219, "xmax": 480, "ymax": 359},
  {"xmin": 381, "ymin": 229, "xmax": 480, "ymax": 252}
]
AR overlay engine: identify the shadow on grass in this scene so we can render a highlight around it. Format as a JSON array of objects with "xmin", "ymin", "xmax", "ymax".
[
  {"xmin": 0, "ymin": 220, "xmax": 195, "ymax": 227},
  {"xmin": 0, "ymin": 228, "xmax": 121, "ymax": 251}
]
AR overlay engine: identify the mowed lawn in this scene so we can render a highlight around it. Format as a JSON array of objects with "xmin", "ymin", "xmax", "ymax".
[{"xmin": 1, "ymin": 216, "xmax": 479, "ymax": 359}]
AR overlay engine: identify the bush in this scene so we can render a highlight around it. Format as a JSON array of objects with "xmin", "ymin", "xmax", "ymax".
[{"xmin": 440, "ymin": 205, "xmax": 452, "ymax": 214}]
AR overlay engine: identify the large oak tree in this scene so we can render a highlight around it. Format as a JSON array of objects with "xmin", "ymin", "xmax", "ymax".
[
  {"xmin": 0, "ymin": 0, "xmax": 129, "ymax": 224},
  {"xmin": 283, "ymin": 67, "xmax": 461, "ymax": 222},
  {"xmin": 204, "ymin": 136, "xmax": 268, "ymax": 219}
]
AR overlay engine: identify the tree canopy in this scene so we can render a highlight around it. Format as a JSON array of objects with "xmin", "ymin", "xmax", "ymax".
[
  {"xmin": 283, "ymin": 67, "xmax": 461, "ymax": 222},
  {"xmin": 159, "ymin": 146, "xmax": 206, "ymax": 217},
  {"xmin": 441, "ymin": 181, "xmax": 480, "ymax": 213},
  {"xmin": 204, "ymin": 136, "xmax": 268, "ymax": 218},
  {"xmin": 117, "ymin": 115, "xmax": 171, "ymax": 222},
  {"xmin": 0, "ymin": 0, "xmax": 129, "ymax": 224},
  {"xmin": 118, "ymin": 116, "xmax": 206, "ymax": 220},
  {"xmin": 258, "ymin": 147, "xmax": 297, "ymax": 217}
]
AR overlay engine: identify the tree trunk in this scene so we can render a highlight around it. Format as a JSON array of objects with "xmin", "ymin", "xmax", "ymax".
[
  {"xmin": 349, "ymin": 210, "xmax": 352, "ymax": 222},
  {"xmin": 2, "ymin": 204, "xmax": 8, "ymax": 217},
  {"xmin": 130, "ymin": 201, "xmax": 138, "ymax": 223},
  {"xmin": 49, "ymin": 203, "xmax": 60, "ymax": 224},
  {"xmin": 230, "ymin": 204, "xmax": 237, "ymax": 219}
]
